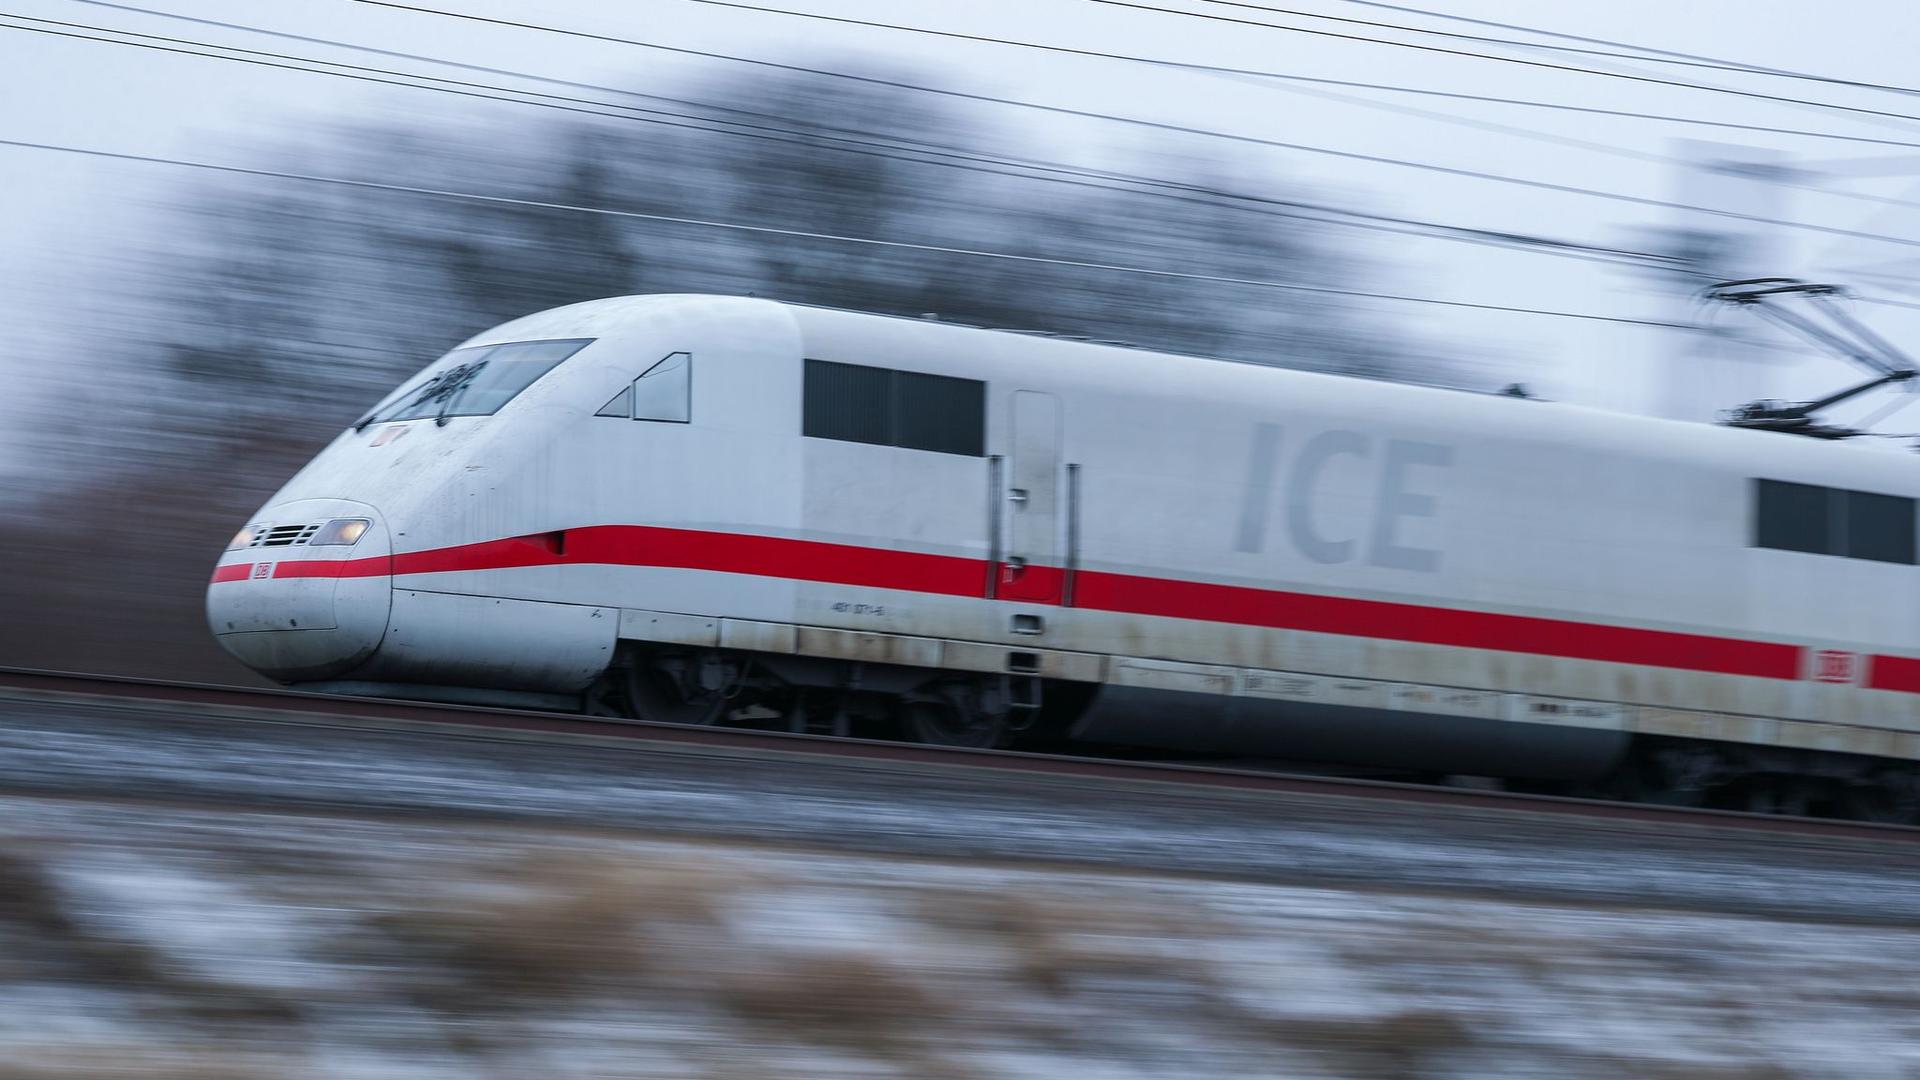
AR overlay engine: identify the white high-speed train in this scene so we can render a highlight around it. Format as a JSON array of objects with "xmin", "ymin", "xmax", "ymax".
[{"xmin": 209, "ymin": 294, "xmax": 1920, "ymax": 816}]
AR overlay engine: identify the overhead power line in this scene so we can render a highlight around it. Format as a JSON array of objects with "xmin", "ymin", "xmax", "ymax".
[
  {"xmin": 1214, "ymin": 69, "xmax": 1920, "ymax": 153},
  {"xmin": 669, "ymin": 0, "xmax": 1920, "ymax": 152},
  {"xmin": 1083, "ymin": 0, "xmax": 1920, "ymax": 126},
  {"xmin": 1218, "ymin": 63, "xmax": 1920, "ymax": 221},
  {"xmin": 564, "ymin": 4, "xmax": 1920, "ymax": 218},
  {"xmin": 599, "ymin": 0, "xmax": 1920, "ymax": 152},
  {"xmin": 675, "ymin": 0, "xmax": 1920, "ymax": 151},
  {"xmin": 66, "ymin": 3, "xmax": 1920, "ymax": 271},
  {"xmin": 1197, "ymin": 0, "xmax": 1920, "ymax": 98},
  {"xmin": 81, "ymin": 0, "xmax": 1920, "ymax": 155},
  {"xmin": 1, "ymin": 12, "xmax": 1671, "ymax": 269},
  {"xmin": 672, "ymin": 0, "xmax": 1920, "ymax": 128},
  {"xmin": 357, "ymin": 0, "xmax": 1904, "ymax": 130},
  {"xmin": 1328, "ymin": 0, "xmax": 1920, "ymax": 99},
  {"xmin": 0, "ymin": 20, "xmax": 1359, "ymax": 220},
  {"xmin": 0, "ymin": 137, "xmax": 1694, "ymax": 328},
  {"xmin": 340, "ymin": 1, "xmax": 1920, "ymax": 253}
]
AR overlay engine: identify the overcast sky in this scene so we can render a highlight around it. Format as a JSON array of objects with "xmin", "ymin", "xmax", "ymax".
[{"xmin": 9, "ymin": 0, "xmax": 1920, "ymax": 470}]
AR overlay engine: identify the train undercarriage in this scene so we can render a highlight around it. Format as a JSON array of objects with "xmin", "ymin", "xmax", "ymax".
[
  {"xmin": 586, "ymin": 642, "xmax": 1056, "ymax": 749},
  {"xmin": 587, "ymin": 642, "xmax": 1920, "ymax": 825}
]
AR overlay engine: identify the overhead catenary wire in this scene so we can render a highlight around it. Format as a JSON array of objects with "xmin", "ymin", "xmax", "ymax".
[
  {"xmin": 0, "ymin": 12, "xmax": 1672, "ymax": 270},
  {"xmin": 341, "ymin": 1, "xmax": 1920, "ymax": 254},
  {"xmin": 0, "ymin": 19, "xmax": 1371, "ymax": 223},
  {"xmin": 675, "ymin": 0, "xmax": 1920, "ymax": 151},
  {"xmin": 1080, "ymin": 0, "xmax": 1920, "ymax": 126},
  {"xmin": 1328, "ymin": 0, "xmax": 1920, "ymax": 100},
  {"xmin": 54, "ymin": 7, "xmax": 1920, "ymax": 264},
  {"xmin": 38, "ymin": 6, "xmax": 1920, "ymax": 271},
  {"xmin": 1208, "ymin": 61, "xmax": 1920, "ymax": 220},
  {"xmin": 1243, "ymin": 74, "xmax": 1920, "ymax": 152},
  {"xmin": 83, "ymin": 0, "xmax": 1920, "ymax": 177},
  {"xmin": 52, "ymin": 3, "xmax": 1920, "ymax": 230},
  {"xmin": 1197, "ymin": 0, "xmax": 1920, "ymax": 98},
  {"xmin": 672, "ymin": 0, "xmax": 1920, "ymax": 128},
  {"xmin": 32, "ymin": 5, "xmax": 1909, "ymax": 297},
  {"xmin": 349, "ymin": 0, "xmax": 1920, "ymax": 159},
  {"xmin": 672, "ymin": 0, "xmax": 1920, "ymax": 164},
  {"xmin": 89, "ymin": 0, "xmax": 1917, "ymax": 156},
  {"xmin": 47, "ymin": 4, "xmax": 1694, "ymax": 265},
  {"xmin": 0, "ymin": 136, "xmax": 1696, "ymax": 329},
  {"xmin": 1857, "ymin": 294, "xmax": 1920, "ymax": 314},
  {"xmin": 587, "ymin": 0, "xmax": 1920, "ymax": 153},
  {"xmin": 0, "ymin": 19, "xmax": 1239, "ymax": 195},
  {"xmin": 1321, "ymin": 0, "xmax": 1920, "ymax": 153},
  {"xmin": 1195, "ymin": 2, "xmax": 1920, "ymax": 168}
]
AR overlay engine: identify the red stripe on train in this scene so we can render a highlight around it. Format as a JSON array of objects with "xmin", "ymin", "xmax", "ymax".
[
  {"xmin": 1868, "ymin": 654, "xmax": 1920, "ymax": 693},
  {"xmin": 210, "ymin": 524, "xmax": 1813, "ymax": 682},
  {"xmin": 388, "ymin": 526, "xmax": 988, "ymax": 596},
  {"xmin": 271, "ymin": 558, "xmax": 389, "ymax": 579},
  {"xmin": 1072, "ymin": 569, "xmax": 1801, "ymax": 681}
]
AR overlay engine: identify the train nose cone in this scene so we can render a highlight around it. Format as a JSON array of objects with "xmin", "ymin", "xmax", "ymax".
[{"xmin": 206, "ymin": 499, "xmax": 393, "ymax": 683}]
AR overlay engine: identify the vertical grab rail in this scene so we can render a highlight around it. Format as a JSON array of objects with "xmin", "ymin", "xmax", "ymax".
[
  {"xmin": 986, "ymin": 454, "xmax": 1004, "ymax": 599},
  {"xmin": 1064, "ymin": 463, "xmax": 1081, "ymax": 608}
]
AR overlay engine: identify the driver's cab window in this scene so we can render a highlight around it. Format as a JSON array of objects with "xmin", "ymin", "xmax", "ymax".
[{"xmin": 597, "ymin": 352, "xmax": 690, "ymax": 423}]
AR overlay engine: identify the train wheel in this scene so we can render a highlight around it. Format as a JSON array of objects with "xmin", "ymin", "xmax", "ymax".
[
  {"xmin": 1602, "ymin": 755, "xmax": 1708, "ymax": 808},
  {"xmin": 619, "ymin": 662, "xmax": 727, "ymax": 726},
  {"xmin": 899, "ymin": 699, "xmax": 1006, "ymax": 749},
  {"xmin": 1842, "ymin": 775, "xmax": 1920, "ymax": 824}
]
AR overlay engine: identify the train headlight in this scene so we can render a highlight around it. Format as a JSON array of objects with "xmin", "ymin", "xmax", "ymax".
[
  {"xmin": 226, "ymin": 524, "xmax": 263, "ymax": 551},
  {"xmin": 310, "ymin": 518, "xmax": 371, "ymax": 547}
]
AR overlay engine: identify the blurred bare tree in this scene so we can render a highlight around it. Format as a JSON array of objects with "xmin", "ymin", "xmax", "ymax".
[{"xmin": 1, "ymin": 63, "xmax": 1457, "ymax": 681}]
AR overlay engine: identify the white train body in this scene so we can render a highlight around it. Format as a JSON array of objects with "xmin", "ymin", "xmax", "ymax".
[{"xmin": 208, "ymin": 295, "xmax": 1920, "ymax": 782}]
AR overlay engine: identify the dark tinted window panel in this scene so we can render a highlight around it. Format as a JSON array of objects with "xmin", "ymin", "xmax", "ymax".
[
  {"xmin": 1754, "ymin": 479, "xmax": 1833, "ymax": 555},
  {"xmin": 1845, "ymin": 490, "xmax": 1917, "ymax": 564},
  {"xmin": 803, "ymin": 359, "xmax": 986, "ymax": 457},
  {"xmin": 370, "ymin": 338, "xmax": 592, "ymax": 423},
  {"xmin": 803, "ymin": 359, "xmax": 892, "ymax": 446},
  {"xmin": 895, "ymin": 370, "xmax": 985, "ymax": 456}
]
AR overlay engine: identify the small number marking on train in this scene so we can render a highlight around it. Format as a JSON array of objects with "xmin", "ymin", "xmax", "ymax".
[{"xmin": 831, "ymin": 601, "xmax": 891, "ymax": 617}]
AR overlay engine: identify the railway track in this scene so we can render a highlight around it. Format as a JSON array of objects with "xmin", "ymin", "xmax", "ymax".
[{"xmin": 2, "ymin": 666, "xmax": 1913, "ymax": 845}]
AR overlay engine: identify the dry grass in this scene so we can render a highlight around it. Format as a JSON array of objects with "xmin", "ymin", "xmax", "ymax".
[
  {"xmin": 711, "ymin": 949, "xmax": 939, "ymax": 1052},
  {"xmin": 1550, "ymin": 1056, "xmax": 1800, "ymax": 1080},
  {"xmin": 0, "ymin": 846, "xmax": 299, "ymax": 1027},
  {"xmin": 369, "ymin": 852, "xmax": 748, "ymax": 1012},
  {"xmin": 366, "ymin": 850, "xmax": 985, "ymax": 1072},
  {"xmin": 0, "ymin": 831, "xmax": 1872, "ymax": 1078},
  {"xmin": 914, "ymin": 888, "xmax": 1226, "ymax": 1000},
  {"xmin": 0, "ymin": 847, "xmax": 168, "ymax": 988},
  {"xmin": 1263, "ymin": 1008, "xmax": 1478, "ymax": 1077},
  {"xmin": 0, "ymin": 1048, "xmax": 288, "ymax": 1080}
]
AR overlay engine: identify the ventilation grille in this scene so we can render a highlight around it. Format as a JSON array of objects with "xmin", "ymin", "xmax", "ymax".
[{"xmin": 252, "ymin": 522, "xmax": 321, "ymax": 548}]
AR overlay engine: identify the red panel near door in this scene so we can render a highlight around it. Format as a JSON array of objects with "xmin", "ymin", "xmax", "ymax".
[{"xmin": 997, "ymin": 562, "xmax": 1067, "ymax": 604}]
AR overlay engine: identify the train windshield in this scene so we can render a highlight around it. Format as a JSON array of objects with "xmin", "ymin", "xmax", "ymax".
[{"xmin": 357, "ymin": 338, "xmax": 593, "ymax": 426}]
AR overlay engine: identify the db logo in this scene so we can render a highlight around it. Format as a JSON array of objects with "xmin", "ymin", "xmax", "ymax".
[
  {"xmin": 1811, "ymin": 649, "xmax": 1858, "ymax": 685},
  {"xmin": 251, "ymin": 562, "xmax": 274, "ymax": 581}
]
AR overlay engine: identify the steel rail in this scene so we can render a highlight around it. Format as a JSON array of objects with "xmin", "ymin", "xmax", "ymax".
[{"xmin": 1, "ymin": 666, "xmax": 1913, "ymax": 843}]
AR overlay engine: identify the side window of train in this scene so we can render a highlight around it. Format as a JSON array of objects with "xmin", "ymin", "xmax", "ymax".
[
  {"xmin": 1753, "ymin": 479, "xmax": 1917, "ymax": 564},
  {"xmin": 596, "ymin": 352, "xmax": 691, "ymax": 423},
  {"xmin": 802, "ymin": 359, "xmax": 985, "ymax": 456}
]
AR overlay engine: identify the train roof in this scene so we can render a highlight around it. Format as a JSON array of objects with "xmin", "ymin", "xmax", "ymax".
[{"xmin": 469, "ymin": 293, "xmax": 1920, "ymax": 488}]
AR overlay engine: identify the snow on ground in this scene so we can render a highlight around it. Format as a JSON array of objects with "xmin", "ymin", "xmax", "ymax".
[{"xmin": 2, "ymin": 794, "xmax": 1918, "ymax": 1079}]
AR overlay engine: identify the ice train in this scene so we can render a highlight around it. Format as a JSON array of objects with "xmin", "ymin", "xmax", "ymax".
[{"xmin": 208, "ymin": 294, "xmax": 1920, "ymax": 816}]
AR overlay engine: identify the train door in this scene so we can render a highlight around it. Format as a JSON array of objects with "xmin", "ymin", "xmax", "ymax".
[{"xmin": 1001, "ymin": 390, "xmax": 1063, "ymax": 603}]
